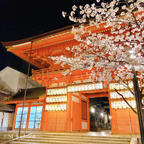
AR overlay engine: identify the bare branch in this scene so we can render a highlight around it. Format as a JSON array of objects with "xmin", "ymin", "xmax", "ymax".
[
  {"xmin": 118, "ymin": 76, "xmax": 135, "ymax": 96},
  {"xmin": 114, "ymin": 88, "xmax": 137, "ymax": 114}
]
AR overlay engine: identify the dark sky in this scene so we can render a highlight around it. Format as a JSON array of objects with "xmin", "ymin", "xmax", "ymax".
[
  {"xmin": 0, "ymin": 0, "xmax": 74, "ymax": 73},
  {"xmin": 0, "ymin": 0, "xmax": 96, "ymax": 73},
  {"xmin": 0, "ymin": 0, "xmax": 98, "ymax": 41},
  {"xmin": 0, "ymin": 0, "xmax": 74, "ymax": 41}
]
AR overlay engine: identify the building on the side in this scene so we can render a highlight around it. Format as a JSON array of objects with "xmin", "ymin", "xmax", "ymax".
[
  {"xmin": 0, "ymin": 66, "xmax": 43, "ymax": 131},
  {"xmin": 2, "ymin": 22, "xmax": 143, "ymax": 134},
  {"xmin": 0, "ymin": 103, "xmax": 14, "ymax": 131},
  {"xmin": 3, "ymin": 87, "xmax": 45, "ymax": 130}
]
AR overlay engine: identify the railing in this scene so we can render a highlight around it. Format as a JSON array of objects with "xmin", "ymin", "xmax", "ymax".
[
  {"xmin": 1, "ymin": 132, "xmax": 32, "ymax": 144},
  {"xmin": 32, "ymin": 67, "xmax": 66, "ymax": 75}
]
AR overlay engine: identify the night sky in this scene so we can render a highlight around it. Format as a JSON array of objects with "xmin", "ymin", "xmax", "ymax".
[{"xmin": 0, "ymin": 0, "xmax": 97, "ymax": 73}]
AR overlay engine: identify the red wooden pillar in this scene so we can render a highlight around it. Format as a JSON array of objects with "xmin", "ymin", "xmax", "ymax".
[
  {"xmin": 79, "ymin": 93, "xmax": 82, "ymax": 131},
  {"xmin": 87, "ymin": 97, "xmax": 90, "ymax": 131},
  {"xmin": 108, "ymin": 84, "xmax": 118, "ymax": 134},
  {"xmin": 66, "ymin": 92, "xmax": 72, "ymax": 132},
  {"xmin": 108, "ymin": 87, "xmax": 113, "ymax": 133},
  {"xmin": 40, "ymin": 97, "xmax": 46, "ymax": 131},
  {"xmin": 26, "ymin": 104, "xmax": 31, "ymax": 130},
  {"xmin": 12, "ymin": 104, "xmax": 18, "ymax": 130}
]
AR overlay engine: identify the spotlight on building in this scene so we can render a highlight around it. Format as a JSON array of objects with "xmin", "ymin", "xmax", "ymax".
[{"xmin": 90, "ymin": 107, "xmax": 95, "ymax": 113}]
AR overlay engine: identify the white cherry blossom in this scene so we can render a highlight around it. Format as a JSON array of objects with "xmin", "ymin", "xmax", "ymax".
[{"xmin": 52, "ymin": 0, "xmax": 144, "ymax": 82}]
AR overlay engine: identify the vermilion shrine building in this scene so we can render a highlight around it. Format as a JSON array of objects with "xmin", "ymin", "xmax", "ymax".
[{"xmin": 3, "ymin": 23, "xmax": 141, "ymax": 134}]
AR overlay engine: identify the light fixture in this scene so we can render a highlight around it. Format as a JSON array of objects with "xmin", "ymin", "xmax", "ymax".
[
  {"xmin": 100, "ymin": 112, "xmax": 104, "ymax": 118},
  {"xmin": 90, "ymin": 107, "xmax": 95, "ymax": 113},
  {"xmin": 109, "ymin": 116, "xmax": 112, "ymax": 120}
]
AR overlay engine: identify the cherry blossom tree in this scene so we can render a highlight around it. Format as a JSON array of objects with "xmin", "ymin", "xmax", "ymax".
[
  {"xmin": 51, "ymin": 0, "xmax": 144, "ymax": 142},
  {"xmin": 61, "ymin": 0, "xmax": 144, "ymax": 81},
  {"xmin": 61, "ymin": 0, "xmax": 144, "ymax": 108}
]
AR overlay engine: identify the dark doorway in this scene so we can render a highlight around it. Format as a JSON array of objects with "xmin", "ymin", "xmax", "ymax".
[{"xmin": 89, "ymin": 97, "xmax": 111, "ymax": 131}]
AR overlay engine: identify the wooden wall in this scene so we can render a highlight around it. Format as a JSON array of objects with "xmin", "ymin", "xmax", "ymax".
[
  {"xmin": 110, "ymin": 109, "xmax": 140, "ymax": 134},
  {"xmin": 42, "ymin": 92, "xmax": 89, "ymax": 132}
]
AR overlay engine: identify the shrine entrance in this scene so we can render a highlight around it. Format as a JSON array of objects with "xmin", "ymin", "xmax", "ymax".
[{"xmin": 86, "ymin": 92, "xmax": 111, "ymax": 132}]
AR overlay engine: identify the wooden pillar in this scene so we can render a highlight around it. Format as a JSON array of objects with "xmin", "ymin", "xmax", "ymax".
[
  {"xmin": 26, "ymin": 104, "xmax": 31, "ymax": 130},
  {"xmin": 66, "ymin": 92, "xmax": 72, "ymax": 131},
  {"xmin": 87, "ymin": 98, "xmax": 90, "ymax": 131},
  {"xmin": 12, "ymin": 104, "xmax": 18, "ymax": 130},
  {"xmin": 79, "ymin": 93, "xmax": 82, "ymax": 131},
  {"xmin": 40, "ymin": 97, "xmax": 46, "ymax": 131}
]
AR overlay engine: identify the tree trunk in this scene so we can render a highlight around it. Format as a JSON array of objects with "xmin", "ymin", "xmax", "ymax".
[{"xmin": 132, "ymin": 68, "xmax": 144, "ymax": 144}]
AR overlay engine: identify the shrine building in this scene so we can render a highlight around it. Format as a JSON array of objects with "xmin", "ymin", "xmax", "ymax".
[{"xmin": 3, "ymin": 24, "xmax": 141, "ymax": 134}]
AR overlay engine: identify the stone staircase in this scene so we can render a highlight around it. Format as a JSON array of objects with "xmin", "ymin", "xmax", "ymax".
[
  {"xmin": 0, "ymin": 131, "xmax": 26, "ymax": 144},
  {"xmin": 8, "ymin": 132, "xmax": 131, "ymax": 144}
]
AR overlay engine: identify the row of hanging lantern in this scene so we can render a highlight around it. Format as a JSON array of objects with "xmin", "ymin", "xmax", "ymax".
[
  {"xmin": 47, "ymin": 81, "xmax": 134, "ymax": 96},
  {"xmin": 110, "ymin": 91, "xmax": 134, "ymax": 99},
  {"xmin": 111, "ymin": 100, "xmax": 136, "ymax": 109},
  {"xmin": 45, "ymin": 104, "xmax": 67, "ymax": 111},
  {"xmin": 109, "ymin": 81, "xmax": 133, "ymax": 90},
  {"xmin": 47, "ymin": 82, "xmax": 103, "ymax": 95},
  {"xmin": 46, "ymin": 96, "xmax": 67, "ymax": 103},
  {"xmin": 109, "ymin": 81, "xmax": 136, "ymax": 109},
  {"xmin": 47, "ymin": 88, "xmax": 67, "ymax": 95},
  {"xmin": 68, "ymin": 83, "xmax": 103, "ymax": 92}
]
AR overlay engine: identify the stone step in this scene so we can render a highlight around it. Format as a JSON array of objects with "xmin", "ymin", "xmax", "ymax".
[
  {"xmin": 0, "ymin": 134, "xmax": 25, "ymax": 143},
  {"xmin": 26, "ymin": 135, "xmax": 130, "ymax": 142},
  {"xmin": 10, "ymin": 142, "xmax": 42, "ymax": 144},
  {"xmin": 10, "ymin": 142, "xmax": 130, "ymax": 144},
  {"xmin": 10, "ymin": 137, "xmax": 130, "ymax": 144},
  {"xmin": 31, "ymin": 133, "xmax": 131, "ymax": 140},
  {"xmin": 0, "ymin": 133, "xmax": 27, "ymax": 137},
  {"xmin": 10, "ymin": 140, "xmax": 130, "ymax": 144},
  {"xmin": 8, "ymin": 132, "xmax": 132, "ymax": 144},
  {"xmin": 0, "ymin": 133, "xmax": 30, "ymax": 144},
  {"xmin": 28, "ymin": 134, "xmax": 131, "ymax": 141}
]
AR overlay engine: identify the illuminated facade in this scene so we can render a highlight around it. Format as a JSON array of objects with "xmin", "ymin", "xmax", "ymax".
[{"xmin": 3, "ymin": 25, "xmax": 140, "ymax": 134}]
